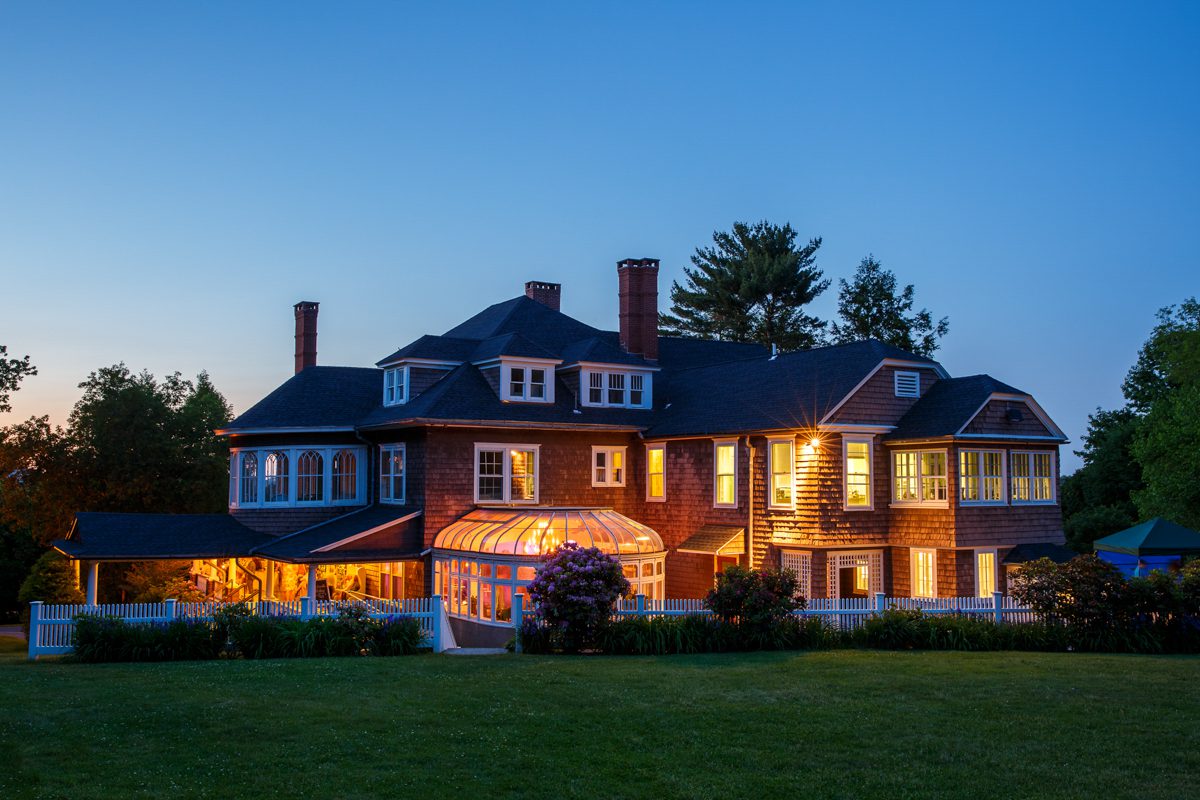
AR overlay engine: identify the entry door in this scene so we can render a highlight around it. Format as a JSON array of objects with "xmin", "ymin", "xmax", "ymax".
[{"xmin": 715, "ymin": 555, "xmax": 739, "ymax": 582}]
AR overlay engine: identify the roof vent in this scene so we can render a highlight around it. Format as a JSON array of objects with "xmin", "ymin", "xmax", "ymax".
[
  {"xmin": 894, "ymin": 370, "xmax": 920, "ymax": 398},
  {"xmin": 1005, "ymin": 407, "xmax": 1025, "ymax": 423}
]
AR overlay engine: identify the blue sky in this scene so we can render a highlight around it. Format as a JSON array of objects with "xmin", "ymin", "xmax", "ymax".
[{"xmin": 1, "ymin": 2, "xmax": 1197, "ymax": 472}]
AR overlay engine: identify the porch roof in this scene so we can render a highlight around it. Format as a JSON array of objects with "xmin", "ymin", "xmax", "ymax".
[
  {"xmin": 55, "ymin": 513, "xmax": 273, "ymax": 561},
  {"xmin": 250, "ymin": 505, "xmax": 424, "ymax": 563},
  {"xmin": 1001, "ymin": 542, "xmax": 1077, "ymax": 564},
  {"xmin": 676, "ymin": 524, "xmax": 746, "ymax": 556}
]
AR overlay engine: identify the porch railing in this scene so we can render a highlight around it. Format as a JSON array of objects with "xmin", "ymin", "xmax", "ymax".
[{"xmin": 27, "ymin": 596, "xmax": 454, "ymax": 660}]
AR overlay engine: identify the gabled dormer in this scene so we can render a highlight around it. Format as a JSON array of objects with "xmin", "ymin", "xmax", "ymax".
[
  {"xmin": 376, "ymin": 335, "xmax": 475, "ymax": 407},
  {"xmin": 469, "ymin": 333, "xmax": 562, "ymax": 404}
]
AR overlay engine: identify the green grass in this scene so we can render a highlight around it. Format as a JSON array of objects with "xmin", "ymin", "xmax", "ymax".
[{"xmin": 0, "ymin": 646, "xmax": 1196, "ymax": 800}]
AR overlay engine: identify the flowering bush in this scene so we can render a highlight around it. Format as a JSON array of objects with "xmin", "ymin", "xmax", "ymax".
[
  {"xmin": 704, "ymin": 565, "xmax": 805, "ymax": 628},
  {"xmin": 524, "ymin": 543, "xmax": 629, "ymax": 652}
]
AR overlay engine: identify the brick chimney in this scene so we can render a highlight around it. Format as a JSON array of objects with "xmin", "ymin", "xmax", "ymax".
[
  {"xmin": 294, "ymin": 301, "xmax": 319, "ymax": 373},
  {"xmin": 524, "ymin": 281, "xmax": 561, "ymax": 311},
  {"xmin": 617, "ymin": 258, "xmax": 659, "ymax": 361}
]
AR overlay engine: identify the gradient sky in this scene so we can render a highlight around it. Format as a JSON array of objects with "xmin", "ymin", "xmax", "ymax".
[{"xmin": 2, "ymin": 2, "xmax": 1197, "ymax": 472}]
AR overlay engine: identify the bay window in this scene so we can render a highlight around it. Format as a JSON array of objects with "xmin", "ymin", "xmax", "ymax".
[
  {"xmin": 1011, "ymin": 451, "xmax": 1055, "ymax": 504},
  {"xmin": 714, "ymin": 439, "xmax": 738, "ymax": 508},
  {"xmin": 960, "ymin": 450, "xmax": 1005, "ymax": 504},
  {"xmin": 331, "ymin": 449, "xmax": 357, "ymax": 502},
  {"xmin": 380, "ymin": 444, "xmax": 406, "ymax": 503},
  {"xmin": 475, "ymin": 443, "xmax": 539, "ymax": 503},
  {"xmin": 892, "ymin": 450, "xmax": 948, "ymax": 506},
  {"xmin": 592, "ymin": 446, "xmax": 627, "ymax": 488},
  {"xmin": 843, "ymin": 437, "xmax": 873, "ymax": 510},
  {"xmin": 296, "ymin": 450, "xmax": 324, "ymax": 503},
  {"xmin": 239, "ymin": 452, "xmax": 258, "ymax": 504},
  {"xmin": 768, "ymin": 438, "xmax": 795, "ymax": 509},
  {"xmin": 646, "ymin": 443, "xmax": 665, "ymax": 501},
  {"xmin": 264, "ymin": 451, "xmax": 289, "ymax": 503},
  {"xmin": 229, "ymin": 445, "xmax": 364, "ymax": 508}
]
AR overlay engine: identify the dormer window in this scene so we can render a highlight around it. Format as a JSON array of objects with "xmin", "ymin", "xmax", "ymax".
[
  {"xmin": 500, "ymin": 361, "xmax": 555, "ymax": 403},
  {"xmin": 384, "ymin": 366, "xmax": 408, "ymax": 406},
  {"xmin": 582, "ymin": 368, "xmax": 652, "ymax": 409}
]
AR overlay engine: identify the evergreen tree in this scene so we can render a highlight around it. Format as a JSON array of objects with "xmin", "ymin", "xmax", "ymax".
[
  {"xmin": 659, "ymin": 221, "xmax": 828, "ymax": 351},
  {"xmin": 828, "ymin": 256, "xmax": 949, "ymax": 357}
]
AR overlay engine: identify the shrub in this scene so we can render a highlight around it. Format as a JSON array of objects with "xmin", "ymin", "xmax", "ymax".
[
  {"xmin": 371, "ymin": 616, "xmax": 425, "ymax": 656},
  {"xmin": 18, "ymin": 551, "xmax": 85, "ymax": 637},
  {"xmin": 705, "ymin": 565, "xmax": 805, "ymax": 628},
  {"xmin": 524, "ymin": 543, "xmax": 629, "ymax": 652},
  {"xmin": 72, "ymin": 615, "xmax": 224, "ymax": 662}
]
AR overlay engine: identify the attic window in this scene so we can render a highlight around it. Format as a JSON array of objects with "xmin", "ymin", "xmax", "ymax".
[
  {"xmin": 383, "ymin": 366, "xmax": 408, "ymax": 406},
  {"xmin": 894, "ymin": 371, "xmax": 920, "ymax": 398},
  {"xmin": 501, "ymin": 362, "xmax": 554, "ymax": 403},
  {"xmin": 581, "ymin": 368, "xmax": 652, "ymax": 409}
]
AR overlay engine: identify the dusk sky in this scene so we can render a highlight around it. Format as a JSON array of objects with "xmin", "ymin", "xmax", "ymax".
[{"xmin": 2, "ymin": 2, "xmax": 1197, "ymax": 472}]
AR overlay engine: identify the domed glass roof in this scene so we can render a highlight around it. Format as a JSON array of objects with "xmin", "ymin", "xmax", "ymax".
[{"xmin": 433, "ymin": 507, "xmax": 665, "ymax": 557}]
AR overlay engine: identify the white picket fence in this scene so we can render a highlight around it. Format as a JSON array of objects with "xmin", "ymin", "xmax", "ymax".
[{"xmin": 26, "ymin": 596, "xmax": 455, "ymax": 660}]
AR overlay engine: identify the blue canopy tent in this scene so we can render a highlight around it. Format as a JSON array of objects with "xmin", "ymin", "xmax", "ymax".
[{"xmin": 1093, "ymin": 518, "xmax": 1200, "ymax": 577}]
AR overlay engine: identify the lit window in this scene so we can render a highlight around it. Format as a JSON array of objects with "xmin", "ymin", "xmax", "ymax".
[
  {"xmin": 331, "ymin": 450, "xmax": 357, "ymax": 502},
  {"xmin": 475, "ymin": 443, "xmax": 539, "ymax": 503},
  {"xmin": 1011, "ymin": 451, "xmax": 1055, "ymax": 504},
  {"xmin": 960, "ymin": 450, "xmax": 1005, "ymax": 503},
  {"xmin": 892, "ymin": 450, "xmax": 948, "ymax": 505},
  {"xmin": 239, "ymin": 452, "xmax": 258, "ymax": 505},
  {"xmin": 646, "ymin": 443, "xmax": 665, "ymax": 501},
  {"xmin": 768, "ymin": 438, "xmax": 795, "ymax": 509},
  {"xmin": 380, "ymin": 444, "xmax": 406, "ymax": 503},
  {"xmin": 976, "ymin": 550, "xmax": 996, "ymax": 597},
  {"xmin": 592, "ymin": 446, "xmax": 627, "ymax": 487},
  {"xmin": 844, "ymin": 438, "xmax": 873, "ymax": 509},
  {"xmin": 911, "ymin": 548, "xmax": 936, "ymax": 598},
  {"xmin": 264, "ymin": 451, "xmax": 289, "ymax": 503},
  {"xmin": 297, "ymin": 450, "xmax": 324, "ymax": 502},
  {"xmin": 383, "ymin": 366, "xmax": 408, "ymax": 406},
  {"xmin": 581, "ymin": 368, "xmax": 651, "ymax": 409},
  {"xmin": 714, "ymin": 440, "xmax": 737, "ymax": 507}
]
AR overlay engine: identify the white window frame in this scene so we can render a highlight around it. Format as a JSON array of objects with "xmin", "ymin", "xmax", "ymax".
[
  {"xmin": 383, "ymin": 365, "xmax": 409, "ymax": 406},
  {"xmin": 591, "ymin": 446, "xmax": 627, "ymax": 488},
  {"xmin": 959, "ymin": 449, "xmax": 1007, "ymax": 505},
  {"xmin": 891, "ymin": 449, "xmax": 949, "ymax": 508},
  {"xmin": 842, "ymin": 435, "xmax": 874, "ymax": 511},
  {"xmin": 645, "ymin": 443, "xmax": 666, "ymax": 502},
  {"xmin": 579, "ymin": 367, "xmax": 653, "ymax": 409},
  {"xmin": 767, "ymin": 437, "xmax": 795, "ymax": 510},
  {"xmin": 894, "ymin": 370, "xmax": 921, "ymax": 398},
  {"xmin": 975, "ymin": 548, "xmax": 998, "ymax": 598},
  {"xmin": 379, "ymin": 444, "xmax": 407, "ymax": 504},
  {"xmin": 1010, "ymin": 450, "xmax": 1057, "ymax": 505},
  {"xmin": 500, "ymin": 361, "xmax": 555, "ymax": 404},
  {"xmin": 473, "ymin": 442, "xmax": 541, "ymax": 505},
  {"xmin": 228, "ymin": 445, "xmax": 366, "ymax": 509},
  {"xmin": 910, "ymin": 547, "xmax": 937, "ymax": 598},
  {"xmin": 713, "ymin": 438, "xmax": 738, "ymax": 509}
]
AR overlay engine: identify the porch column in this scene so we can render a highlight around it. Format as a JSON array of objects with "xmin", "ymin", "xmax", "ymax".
[
  {"xmin": 85, "ymin": 561, "xmax": 99, "ymax": 605},
  {"xmin": 264, "ymin": 560, "xmax": 276, "ymax": 601},
  {"xmin": 306, "ymin": 564, "xmax": 317, "ymax": 603}
]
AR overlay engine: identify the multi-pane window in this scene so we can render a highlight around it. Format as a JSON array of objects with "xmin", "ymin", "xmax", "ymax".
[
  {"xmin": 844, "ymin": 439, "xmax": 872, "ymax": 509},
  {"xmin": 892, "ymin": 450, "xmax": 948, "ymax": 505},
  {"xmin": 1011, "ymin": 451, "xmax": 1055, "ymax": 503},
  {"xmin": 581, "ymin": 369, "xmax": 651, "ymax": 409},
  {"xmin": 509, "ymin": 367, "xmax": 526, "ymax": 399},
  {"xmin": 960, "ymin": 450, "xmax": 1005, "ymax": 503},
  {"xmin": 976, "ymin": 550, "xmax": 997, "ymax": 597},
  {"xmin": 646, "ymin": 444, "xmax": 665, "ymax": 501},
  {"xmin": 380, "ymin": 445, "xmax": 406, "ymax": 503},
  {"xmin": 383, "ymin": 366, "xmax": 407, "ymax": 406},
  {"xmin": 911, "ymin": 548, "xmax": 936, "ymax": 598},
  {"xmin": 331, "ymin": 450, "xmax": 357, "ymax": 502},
  {"xmin": 264, "ymin": 451, "xmax": 289, "ymax": 503},
  {"xmin": 592, "ymin": 446, "xmax": 627, "ymax": 487},
  {"xmin": 296, "ymin": 450, "xmax": 324, "ymax": 503},
  {"xmin": 475, "ymin": 444, "xmax": 539, "ymax": 503},
  {"xmin": 768, "ymin": 438, "xmax": 794, "ymax": 508},
  {"xmin": 239, "ymin": 452, "xmax": 258, "ymax": 504},
  {"xmin": 503, "ymin": 365, "xmax": 551, "ymax": 402},
  {"xmin": 529, "ymin": 368, "xmax": 546, "ymax": 400},
  {"xmin": 714, "ymin": 440, "xmax": 737, "ymax": 507}
]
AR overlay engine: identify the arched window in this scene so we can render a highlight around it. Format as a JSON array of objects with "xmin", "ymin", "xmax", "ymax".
[
  {"xmin": 264, "ymin": 451, "xmax": 289, "ymax": 503},
  {"xmin": 332, "ymin": 449, "xmax": 357, "ymax": 502},
  {"xmin": 239, "ymin": 452, "xmax": 258, "ymax": 504},
  {"xmin": 297, "ymin": 450, "xmax": 324, "ymax": 502}
]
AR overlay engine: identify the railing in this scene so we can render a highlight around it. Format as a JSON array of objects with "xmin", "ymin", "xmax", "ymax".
[
  {"xmin": 27, "ymin": 596, "xmax": 454, "ymax": 660},
  {"xmin": 510, "ymin": 592, "xmax": 1036, "ymax": 650}
]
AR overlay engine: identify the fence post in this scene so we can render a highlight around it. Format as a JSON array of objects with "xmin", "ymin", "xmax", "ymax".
[
  {"xmin": 300, "ymin": 597, "xmax": 313, "ymax": 620},
  {"xmin": 874, "ymin": 592, "xmax": 886, "ymax": 615},
  {"xmin": 992, "ymin": 591, "xmax": 1003, "ymax": 625},
  {"xmin": 163, "ymin": 598, "xmax": 177, "ymax": 622},
  {"xmin": 430, "ymin": 594, "xmax": 443, "ymax": 652},
  {"xmin": 513, "ymin": 593, "xmax": 524, "ymax": 654},
  {"xmin": 27, "ymin": 601, "xmax": 42, "ymax": 661},
  {"xmin": 636, "ymin": 593, "xmax": 646, "ymax": 617}
]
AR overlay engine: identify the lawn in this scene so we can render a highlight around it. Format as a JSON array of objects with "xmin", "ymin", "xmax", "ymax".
[{"xmin": 0, "ymin": 640, "xmax": 1196, "ymax": 800}]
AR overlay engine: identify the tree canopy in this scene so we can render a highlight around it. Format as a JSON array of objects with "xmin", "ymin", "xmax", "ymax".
[
  {"xmin": 827, "ymin": 256, "xmax": 949, "ymax": 357},
  {"xmin": 659, "ymin": 221, "xmax": 828, "ymax": 351},
  {"xmin": 0, "ymin": 345, "xmax": 37, "ymax": 413}
]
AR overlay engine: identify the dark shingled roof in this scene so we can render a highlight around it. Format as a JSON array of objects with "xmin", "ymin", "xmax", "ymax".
[
  {"xmin": 468, "ymin": 332, "xmax": 559, "ymax": 362},
  {"xmin": 252, "ymin": 505, "xmax": 424, "ymax": 563},
  {"xmin": 1002, "ymin": 542, "xmax": 1076, "ymax": 564},
  {"xmin": 676, "ymin": 524, "xmax": 746, "ymax": 555},
  {"xmin": 656, "ymin": 336, "xmax": 769, "ymax": 371},
  {"xmin": 376, "ymin": 335, "xmax": 481, "ymax": 366},
  {"xmin": 560, "ymin": 336, "xmax": 652, "ymax": 367},
  {"xmin": 55, "ymin": 513, "xmax": 272, "ymax": 560},
  {"xmin": 647, "ymin": 340, "xmax": 939, "ymax": 438},
  {"xmin": 885, "ymin": 375, "xmax": 1027, "ymax": 441},
  {"xmin": 443, "ymin": 296, "xmax": 606, "ymax": 352},
  {"xmin": 222, "ymin": 366, "xmax": 381, "ymax": 431}
]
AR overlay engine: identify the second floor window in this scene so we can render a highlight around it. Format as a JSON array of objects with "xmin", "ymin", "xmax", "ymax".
[
  {"xmin": 505, "ymin": 365, "xmax": 550, "ymax": 402},
  {"xmin": 264, "ymin": 451, "xmax": 289, "ymax": 503},
  {"xmin": 383, "ymin": 366, "xmax": 408, "ymax": 406},
  {"xmin": 646, "ymin": 443, "xmax": 665, "ymax": 501},
  {"xmin": 960, "ymin": 450, "xmax": 1005, "ymax": 503},
  {"xmin": 582, "ymin": 368, "xmax": 652, "ymax": 409},
  {"xmin": 714, "ymin": 440, "xmax": 737, "ymax": 507},
  {"xmin": 893, "ymin": 450, "xmax": 948, "ymax": 505},
  {"xmin": 1011, "ymin": 451, "xmax": 1055, "ymax": 504},
  {"xmin": 297, "ymin": 450, "xmax": 324, "ymax": 503},
  {"xmin": 380, "ymin": 444, "xmax": 406, "ymax": 503},
  {"xmin": 592, "ymin": 446, "xmax": 626, "ymax": 487},
  {"xmin": 230, "ymin": 445, "xmax": 363, "ymax": 508},
  {"xmin": 475, "ymin": 444, "xmax": 539, "ymax": 503},
  {"xmin": 843, "ymin": 438, "xmax": 872, "ymax": 509},
  {"xmin": 331, "ymin": 449, "xmax": 358, "ymax": 502},
  {"xmin": 768, "ymin": 438, "xmax": 795, "ymax": 509}
]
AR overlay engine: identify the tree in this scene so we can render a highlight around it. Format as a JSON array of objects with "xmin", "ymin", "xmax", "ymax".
[
  {"xmin": 1122, "ymin": 298, "xmax": 1200, "ymax": 414},
  {"xmin": 17, "ymin": 550, "xmax": 85, "ymax": 635},
  {"xmin": 0, "ymin": 345, "xmax": 37, "ymax": 413},
  {"xmin": 659, "ymin": 221, "xmax": 828, "ymax": 351},
  {"xmin": 827, "ymin": 255, "xmax": 949, "ymax": 356},
  {"xmin": 1061, "ymin": 407, "xmax": 1142, "ymax": 551},
  {"xmin": 1132, "ymin": 382, "xmax": 1200, "ymax": 529}
]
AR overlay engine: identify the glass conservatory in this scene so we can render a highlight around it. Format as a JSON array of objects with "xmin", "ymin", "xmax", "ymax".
[{"xmin": 432, "ymin": 507, "xmax": 666, "ymax": 626}]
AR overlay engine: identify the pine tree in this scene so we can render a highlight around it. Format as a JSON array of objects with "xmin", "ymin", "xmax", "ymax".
[
  {"xmin": 659, "ymin": 221, "xmax": 828, "ymax": 351},
  {"xmin": 828, "ymin": 255, "xmax": 949, "ymax": 357}
]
